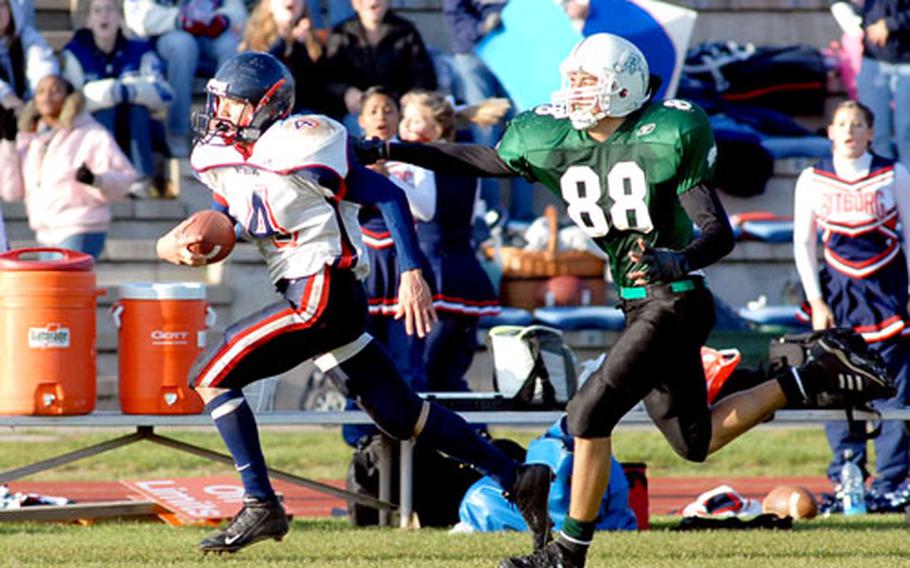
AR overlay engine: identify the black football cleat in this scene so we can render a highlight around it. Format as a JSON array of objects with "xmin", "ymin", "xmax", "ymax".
[
  {"xmin": 198, "ymin": 495, "xmax": 289, "ymax": 554},
  {"xmin": 805, "ymin": 329, "xmax": 896, "ymax": 403},
  {"xmin": 499, "ymin": 541, "xmax": 585, "ymax": 568},
  {"xmin": 506, "ymin": 464, "xmax": 554, "ymax": 551}
]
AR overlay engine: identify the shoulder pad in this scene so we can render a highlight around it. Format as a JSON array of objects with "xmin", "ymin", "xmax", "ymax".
[
  {"xmin": 190, "ymin": 139, "xmax": 245, "ymax": 173},
  {"xmin": 515, "ymin": 107, "xmax": 566, "ymax": 127},
  {"xmin": 250, "ymin": 114, "xmax": 349, "ymax": 176},
  {"xmin": 645, "ymin": 100, "xmax": 711, "ymax": 131}
]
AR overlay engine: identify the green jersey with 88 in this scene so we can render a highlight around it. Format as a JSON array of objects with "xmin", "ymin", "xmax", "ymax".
[{"xmin": 496, "ymin": 99, "xmax": 717, "ymax": 289}]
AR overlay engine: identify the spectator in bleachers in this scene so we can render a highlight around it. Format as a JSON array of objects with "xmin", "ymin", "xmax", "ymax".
[
  {"xmin": 240, "ymin": 0, "xmax": 327, "ymax": 114},
  {"xmin": 857, "ymin": 0, "xmax": 910, "ymax": 171},
  {"xmin": 0, "ymin": 0, "xmax": 57, "ymax": 112},
  {"xmin": 0, "ymin": 75, "xmax": 137, "ymax": 258},
  {"xmin": 63, "ymin": 0, "xmax": 173, "ymax": 197},
  {"xmin": 324, "ymin": 0, "xmax": 436, "ymax": 135},
  {"xmin": 793, "ymin": 100, "xmax": 910, "ymax": 509},
  {"xmin": 396, "ymin": 89, "xmax": 500, "ymax": 393},
  {"xmin": 123, "ymin": 0, "xmax": 247, "ymax": 157},
  {"xmin": 442, "ymin": 0, "xmax": 534, "ymax": 221}
]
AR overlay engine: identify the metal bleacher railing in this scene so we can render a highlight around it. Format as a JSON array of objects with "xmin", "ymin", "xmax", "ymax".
[{"xmin": 4, "ymin": 405, "xmax": 910, "ymax": 528}]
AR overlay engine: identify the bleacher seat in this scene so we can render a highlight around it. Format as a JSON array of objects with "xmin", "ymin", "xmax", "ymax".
[
  {"xmin": 737, "ymin": 304, "xmax": 809, "ymax": 329},
  {"xmin": 478, "ymin": 306, "xmax": 534, "ymax": 328},
  {"xmin": 532, "ymin": 306, "xmax": 626, "ymax": 331},
  {"xmin": 740, "ymin": 220, "xmax": 794, "ymax": 243}
]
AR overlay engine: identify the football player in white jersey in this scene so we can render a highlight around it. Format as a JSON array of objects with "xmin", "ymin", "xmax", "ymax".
[{"xmin": 156, "ymin": 52, "xmax": 552, "ymax": 555}]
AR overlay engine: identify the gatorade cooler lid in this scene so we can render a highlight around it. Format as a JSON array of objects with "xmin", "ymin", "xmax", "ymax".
[
  {"xmin": 119, "ymin": 282, "xmax": 207, "ymax": 300},
  {"xmin": 0, "ymin": 247, "xmax": 93, "ymax": 271}
]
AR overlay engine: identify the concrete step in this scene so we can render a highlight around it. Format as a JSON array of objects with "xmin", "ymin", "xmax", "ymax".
[
  {"xmin": 3, "ymin": 200, "xmax": 188, "ymax": 241},
  {"xmin": 704, "ymin": 241, "xmax": 802, "ymax": 307},
  {"xmin": 719, "ymin": 175, "xmax": 798, "ymax": 217}
]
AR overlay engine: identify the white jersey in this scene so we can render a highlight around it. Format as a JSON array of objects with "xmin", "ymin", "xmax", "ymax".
[
  {"xmin": 793, "ymin": 152, "xmax": 910, "ymax": 299},
  {"xmin": 191, "ymin": 115, "xmax": 368, "ymax": 283}
]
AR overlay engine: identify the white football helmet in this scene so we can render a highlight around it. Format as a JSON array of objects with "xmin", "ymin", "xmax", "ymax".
[{"xmin": 551, "ymin": 33, "xmax": 651, "ymax": 130}]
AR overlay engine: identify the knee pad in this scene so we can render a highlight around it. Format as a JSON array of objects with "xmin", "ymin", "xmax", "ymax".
[{"xmin": 315, "ymin": 333, "xmax": 424, "ymax": 440}]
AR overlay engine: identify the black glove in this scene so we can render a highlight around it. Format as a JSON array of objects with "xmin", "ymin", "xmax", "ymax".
[
  {"xmin": 637, "ymin": 244, "xmax": 689, "ymax": 282},
  {"xmin": 75, "ymin": 163, "xmax": 95, "ymax": 185},
  {"xmin": 354, "ymin": 137, "xmax": 389, "ymax": 165},
  {"xmin": 0, "ymin": 107, "xmax": 16, "ymax": 141}
]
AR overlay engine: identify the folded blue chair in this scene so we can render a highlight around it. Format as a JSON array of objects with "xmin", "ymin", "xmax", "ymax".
[
  {"xmin": 738, "ymin": 304, "xmax": 809, "ymax": 328},
  {"xmin": 532, "ymin": 306, "xmax": 626, "ymax": 331},
  {"xmin": 478, "ymin": 306, "xmax": 535, "ymax": 329},
  {"xmin": 740, "ymin": 220, "xmax": 794, "ymax": 243}
]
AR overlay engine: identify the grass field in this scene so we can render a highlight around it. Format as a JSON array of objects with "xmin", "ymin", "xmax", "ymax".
[{"xmin": 1, "ymin": 427, "xmax": 909, "ymax": 567}]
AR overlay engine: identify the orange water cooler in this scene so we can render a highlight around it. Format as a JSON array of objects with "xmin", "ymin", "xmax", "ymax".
[
  {"xmin": 0, "ymin": 248, "xmax": 102, "ymax": 415},
  {"xmin": 112, "ymin": 282, "xmax": 214, "ymax": 414}
]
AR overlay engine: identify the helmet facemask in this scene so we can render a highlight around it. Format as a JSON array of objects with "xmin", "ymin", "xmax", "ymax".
[
  {"xmin": 193, "ymin": 76, "xmax": 290, "ymax": 145},
  {"xmin": 551, "ymin": 34, "xmax": 651, "ymax": 130}
]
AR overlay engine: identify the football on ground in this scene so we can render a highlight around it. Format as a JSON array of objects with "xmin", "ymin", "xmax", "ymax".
[
  {"xmin": 183, "ymin": 210, "xmax": 236, "ymax": 263},
  {"xmin": 762, "ymin": 484, "xmax": 818, "ymax": 520}
]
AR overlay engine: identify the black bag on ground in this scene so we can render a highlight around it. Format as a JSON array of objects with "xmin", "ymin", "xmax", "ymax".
[
  {"xmin": 346, "ymin": 433, "xmax": 526, "ymax": 527},
  {"xmin": 768, "ymin": 329, "xmax": 887, "ymax": 439}
]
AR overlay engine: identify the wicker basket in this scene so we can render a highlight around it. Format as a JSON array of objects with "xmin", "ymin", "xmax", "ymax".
[
  {"xmin": 495, "ymin": 206, "xmax": 607, "ymax": 310},
  {"xmin": 497, "ymin": 205, "xmax": 606, "ymax": 278}
]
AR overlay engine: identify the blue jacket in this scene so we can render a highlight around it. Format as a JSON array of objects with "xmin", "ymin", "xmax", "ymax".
[
  {"xmin": 862, "ymin": 0, "xmax": 910, "ymax": 63},
  {"xmin": 458, "ymin": 417, "xmax": 639, "ymax": 532},
  {"xmin": 62, "ymin": 29, "xmax": 172, "ymax": 114}
]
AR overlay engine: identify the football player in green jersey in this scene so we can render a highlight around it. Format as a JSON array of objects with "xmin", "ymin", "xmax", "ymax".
[{"xmin": 356, "ymin": 33, "xmax": 892, "ymax": 568}]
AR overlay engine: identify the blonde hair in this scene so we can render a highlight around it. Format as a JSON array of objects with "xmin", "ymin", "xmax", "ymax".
[
  {"xmin": 400, "ymin": 90, "xmax": 456, "ymax": 141},
  {"xmin": 400, "ymin": 89, "xmax": 512, "ymax": 141},
  {"xmin": 241, "ymin": 0, "xmax": 322, "ymax": 62}
]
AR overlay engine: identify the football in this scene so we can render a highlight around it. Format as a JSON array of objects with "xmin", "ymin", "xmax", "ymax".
[
  {"xmin": 539, "ymin": 275, "xmax": 590, "ymax": 307},
  {"xmin": 762, "ymin": 485, "xmax": 818, "ymax": 520},
  {"xmin": 182, "ymin": 210, "xmax": 236, "ymax": 264}
]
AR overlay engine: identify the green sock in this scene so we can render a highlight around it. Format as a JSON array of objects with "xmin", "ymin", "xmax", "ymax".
[{"xmin": 557, "ymin": 515, "xmax": 595, "ymax": 556}]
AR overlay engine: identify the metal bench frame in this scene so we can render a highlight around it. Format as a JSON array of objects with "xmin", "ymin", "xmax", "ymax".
[{"xmin": 3, "ymin": 408, "xmax": 909, "ymax": 528}]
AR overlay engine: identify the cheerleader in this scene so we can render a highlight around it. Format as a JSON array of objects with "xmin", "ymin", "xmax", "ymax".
[{"xmin": 393, "ymin": 89, "xmax": 500, "ymax": 392}]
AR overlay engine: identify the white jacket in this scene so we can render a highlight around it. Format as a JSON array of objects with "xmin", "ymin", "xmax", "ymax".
[{"xmin": 123, "ymin": 0, "xmax": 248, "ymax": 38}]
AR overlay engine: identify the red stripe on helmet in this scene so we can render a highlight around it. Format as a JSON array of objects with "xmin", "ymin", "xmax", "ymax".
[{"xmin": 254, "ymin": 78, "xmax": 288, "ymax": 118}]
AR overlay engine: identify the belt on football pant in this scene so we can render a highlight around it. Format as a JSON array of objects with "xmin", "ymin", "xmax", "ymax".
[{"xmin": 619, "ymin": 277, "xmax": 704, "ymax": 300}]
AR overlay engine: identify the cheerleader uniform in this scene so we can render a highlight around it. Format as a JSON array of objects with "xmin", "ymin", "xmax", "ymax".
[
  {"xmin": 794, "ymin": 152, "xmax": 910, "ymax": 494},
  {"xmin": 388, "ymin": 162, "xmax": 500, "ymax": 392},
  {"xmin": 343, "ymin": 166, "xmax": 436, "ymax": 446}
]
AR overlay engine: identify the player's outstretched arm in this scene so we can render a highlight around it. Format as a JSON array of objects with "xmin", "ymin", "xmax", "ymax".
[
  {"xmin": 344, "ymin": 161, "xmax": 438, "ymax": 336},
  {"xmin": 355, "ymin": 138, "xmax": 516, "ymax": 178}
]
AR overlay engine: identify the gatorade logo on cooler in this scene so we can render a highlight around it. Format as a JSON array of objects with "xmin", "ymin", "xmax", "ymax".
[
  {"xmin": 151, "ymin": 330, "xmax": 190, "ymax": 346},
  {"xmin": 28, "ymin": 323, "xmax": 71, "ymax": 349}
]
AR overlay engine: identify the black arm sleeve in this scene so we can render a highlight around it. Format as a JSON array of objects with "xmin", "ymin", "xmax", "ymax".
[
  {"xmin": 387, "ymin": 141, "xmax": 517, "ymax": 178},
  {"xmin": 678, "ymin": 182, "xmax": 735, "ymax": 270}
]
